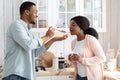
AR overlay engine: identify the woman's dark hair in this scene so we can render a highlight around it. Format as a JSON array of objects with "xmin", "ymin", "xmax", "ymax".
[
  {"xmin": 20, "ymin": 1, "xmax": 36, "ymax": 16},
  {"xmin": 70, "ymin": 16, "xmax": 99, "ymax": 39}
]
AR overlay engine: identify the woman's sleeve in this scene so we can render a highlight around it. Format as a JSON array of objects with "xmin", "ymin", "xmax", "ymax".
[{"xmin": 82, "ymin": 35, "xmax": 106, "ymax": 65}]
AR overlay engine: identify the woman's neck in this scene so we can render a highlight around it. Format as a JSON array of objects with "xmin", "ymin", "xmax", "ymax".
[{"xmin": 76, "ymin": 34, "xmax": 85, "ymax": 41}]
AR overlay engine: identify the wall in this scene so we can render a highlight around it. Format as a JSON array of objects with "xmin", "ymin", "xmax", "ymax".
[
  {"xmin": 0, "ymin": 0, "xmax": 23, "ymax": 66},
  {"xmin": 0, "ymin": 0, "xmax": 120, "ymax": 65},
  {"xmin": 99, "ymin": 0, "xmax": 120, "ymax": 54},
  {"xmin": 0, "ymin": 0, "xmax": 4, "ymax": 65},
  {"xmin": 117, "ymin": 0, "xmax": 120, "ymax": 48}
]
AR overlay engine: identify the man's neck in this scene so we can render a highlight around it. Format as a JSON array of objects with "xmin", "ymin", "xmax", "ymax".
[{"xmin": 20, "ymin": 17, "xmax": 29, "ymax": 26}]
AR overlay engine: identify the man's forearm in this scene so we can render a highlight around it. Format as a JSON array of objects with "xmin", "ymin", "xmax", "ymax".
[
  {"xmin": 42, "ymin": 34, "xmax": 68, "ymax": 50},
  {"xmin": 41, "ymin": 35, "xmax": 51, "ymax": 43},
  {"xmin": 44, "ymin": 38, "xmax": 56, "ymax": 50}
]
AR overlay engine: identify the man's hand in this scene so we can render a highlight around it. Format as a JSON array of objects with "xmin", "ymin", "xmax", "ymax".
[
  {"xmin": 42, "ymin": 27, "xmax": 55, "ymax": 43},
  {"xmin": 43, "ymin": 28, "xmax": 68, "ymax": 50},
  {"xmin": 45, "ymin": 27, "xmax": 55, "ymax": 38},
  {"xmin": 53, "ymin": 33, "xmax": 68, "ymax": 41}
]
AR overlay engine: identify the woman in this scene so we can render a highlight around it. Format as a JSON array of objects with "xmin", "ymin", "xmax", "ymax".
[{"xmin": 68, "ymin": 16, "xmax": 106, "ymax": 80}]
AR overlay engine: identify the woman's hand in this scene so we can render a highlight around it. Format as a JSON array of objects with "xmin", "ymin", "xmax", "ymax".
[
  {"xmin": 77, "ymin": 55, "xmax": 82, "ymax": 63},
  {"xmin": 68, "ymin": 54, "xmax": 82, "ymax": 63},
  {"xmin": 68, "ymin": 54, "xmax": 78, "ymax": 62}
]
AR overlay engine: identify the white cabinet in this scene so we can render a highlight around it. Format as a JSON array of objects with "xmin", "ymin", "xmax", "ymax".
[
  {"xmin": 37, "ymin": 75, "xmax": 75, "ymax": 80},
  {"xmin": 35, "ymin": 0, "xmax": 106, "ymax": 32},
  {"xmin": 9, "ymin": 0, "xmax": 106, "ymax": 31},
  {"xmin": 36, "ymin": 0, "xmax": 77, "ymax": 28}
]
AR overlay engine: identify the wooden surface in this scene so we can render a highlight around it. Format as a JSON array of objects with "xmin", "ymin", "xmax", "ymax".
[
  {"xmin": 104, "ymin": 68, "xmax": 120, "ymax": 80},
  {"xmin": 0, "ymin": 68, "xmax": 75, "ymax": 78},
  {"xmin": 36, "ymin": 67, "xmax": 75, "ymax": 76},
  {"xmin": 1, "ymin": 68, "xmax": 120, "ymax": 79}
]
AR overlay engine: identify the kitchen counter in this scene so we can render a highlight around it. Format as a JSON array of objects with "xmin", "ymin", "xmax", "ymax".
[
  {"xmin": 37, "ymin": 68, "xmax": 120, "ymax": 80},
  {"xmin": 1, "ymin": 68, "xmax": 120, "ymax": 80},
  {"xmin": 36, "ymin": 67, "xmax": 75, "ymax": 76},
  {"xmin": 0, "ymin": 67, "xmax": 75, "ymax": 78},
  {"xmin": 104, "ymin": 68, "xmax": 120, "ymax": 80}
]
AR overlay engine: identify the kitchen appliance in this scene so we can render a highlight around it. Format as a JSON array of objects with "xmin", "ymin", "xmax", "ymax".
[
  {"xmin": 58, "ymin": 57, "xmax": 65, "ymax": 69},
  {"xmin": 53, "ymin": 57, "xmax": 65, "ymax": 69}
]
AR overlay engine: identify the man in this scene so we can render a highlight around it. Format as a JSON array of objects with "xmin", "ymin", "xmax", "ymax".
[{"xmin": 2, "ymin": 1, "xmax": 68, "ymax": 80}]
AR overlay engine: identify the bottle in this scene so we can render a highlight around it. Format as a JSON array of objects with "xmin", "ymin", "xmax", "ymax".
[
  {"xmin": 117, "ymin": 49, "xmax": 120, "ymax": 68},
  {"xmin": 52, "ymin": 57, "xmax": 59, "ymax": 69},
  {"xmin": 58, "ymin": 57, "xmax": 65, "ymax": 69}
]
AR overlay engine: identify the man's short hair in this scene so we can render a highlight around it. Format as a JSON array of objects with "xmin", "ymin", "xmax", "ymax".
[{"xmin": 20, "ymin": 1, "xmax": 36, "ymax": 16}]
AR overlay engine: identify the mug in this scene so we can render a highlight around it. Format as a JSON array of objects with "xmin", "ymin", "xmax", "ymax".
[{"xmin": 68, "ymin": 53, "xmax": 79, "ymax": 61}]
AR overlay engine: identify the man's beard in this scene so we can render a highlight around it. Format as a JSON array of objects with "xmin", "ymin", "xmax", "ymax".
[{"xmin": 31, "ymin": 21, "xmax": 35, "ymax": 24}]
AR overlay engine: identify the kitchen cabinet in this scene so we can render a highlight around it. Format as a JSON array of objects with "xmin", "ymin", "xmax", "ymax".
[
  {"xmin": 31, "ymin": 0, "xmax": 78, "ymax": 28},
  {"xmin": 21, "ymin": 0, "xmax": 106, "ymax": 32},
  {"xmin": 29, "ymin": 0, "xmax": 106, "ymax": 32}
]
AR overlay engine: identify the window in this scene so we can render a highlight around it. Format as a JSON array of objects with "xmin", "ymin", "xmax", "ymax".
[
  {"xmin": 83, "ymin": 0, "xmax": 106, "ymax": 32},
  {"xmin": 31, "ymin": 0, "xmax": 106, "ymax": 32}
]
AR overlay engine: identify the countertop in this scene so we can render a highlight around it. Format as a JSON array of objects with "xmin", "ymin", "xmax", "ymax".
[
  {"xmin": 37, "ymin": 67, "xmax": 120, "ymax": 80},
  {"xmin": 36, "ymin": 67, "xmax": 74, "ymax": 76},
  {"xmin": 0, "ymin": 68, "xmax": 120, "ymax": 80},
  {"xmin": 104, "ymin": 68, "xmax": 120, "ymax": 80},
  {"xmin": 0, "ymin": 67, "xmax": 75, "ymax": 78}
]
